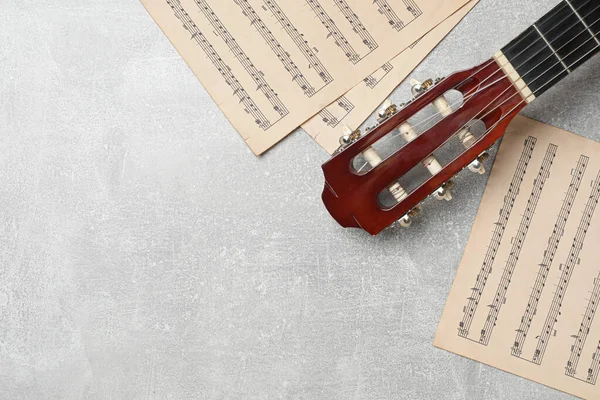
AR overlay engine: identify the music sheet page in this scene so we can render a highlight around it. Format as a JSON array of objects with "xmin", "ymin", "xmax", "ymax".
[
  {"xmin": 435, "ymin": 116, "xmax": 600, "ymax": 399},
  {"xmin": 141, "ymin": 0, "xmax": 472, "ymax": 155},
  {"xmin": 302, "ymin": 0, "xmax": 478, "ymax": 155}
]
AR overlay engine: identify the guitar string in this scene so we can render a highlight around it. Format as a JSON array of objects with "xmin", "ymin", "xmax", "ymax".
[
  {"xmin": 447, "ymin": 19, "xmax": 600, "ymax": 167},
  {"xmin": 385, "ymin": 21, "xmax": 600, "ymax": 180},
  {"xmin": 413, "ymin": 34, "xmax": 600, "ymax": 193},
  {"xmin": 445, "ymin": 0, "xmax": 578, "ymax": 94},
  {"xmin": 355, "ymin": 1, "xmax": 600, "ymax": 173},
  {"xmin": 379, "ymin": 43, "xmax": 599, "ymax": 206},
  {"xmin": 440, "ymin": 0, "xmax": 599, "ymax": 119},
  {"xmin": 372, "ymin": 0, "xmax": 600, "ymax": 155},
  {"xmin": 367, "ymin": 0, "xmax": 598, "ymax": 150}
]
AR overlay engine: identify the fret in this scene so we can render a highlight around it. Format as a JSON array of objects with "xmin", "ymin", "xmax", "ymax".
[
  {"xmin": 502, "ymin": 23, "xmax": 568, "ymax": 96},
  {"xmin": 497, "ymin": 0, "xmax": 600, "ymax": 99},
  {"xmin": 535, "ymin": 0, "xmax": 597, "ymax": 75},
  {"xmin": 571, "ymin": 0, "xmax": 600, "ymax": 38},
  {"xmin": 533, "ymin": 23, "xmax": 571, "ymax": 73},
  {"xmin": 565, "ymin": 0, "xmax": 600, "ymax": 45}
]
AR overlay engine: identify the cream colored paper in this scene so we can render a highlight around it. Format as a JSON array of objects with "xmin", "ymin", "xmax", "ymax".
[
  {"xmin": 435, "ymin": 116, "xmax": 600, "ymax": 399},
  {"xmin": 141, "ymin": 0, "xmax": 472, "ymax": 154},
  {"xmin": 303, "ymin": 0, "xmax": 478, "ymax": 154}
]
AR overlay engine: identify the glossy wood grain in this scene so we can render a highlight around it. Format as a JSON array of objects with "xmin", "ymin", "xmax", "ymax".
[{"xmin": 321, "ymin": 59, "xmax": 526, "ymax": 235}]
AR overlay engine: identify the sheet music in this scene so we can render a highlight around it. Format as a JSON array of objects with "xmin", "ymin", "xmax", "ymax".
[
  {"xmin": 302, "ymin": 0, "xmax": 477, "ymax": 154},
  {"xmin": 435, "ymin": 116, "xmax": 600, "ymax": 399},
  {"xmin": 141, "ymin": 0, "xmax": 472, "ymax": 154}
]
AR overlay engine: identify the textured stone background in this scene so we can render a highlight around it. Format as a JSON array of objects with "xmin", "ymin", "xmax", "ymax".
[{"xmin": 2, "ymin": 0, "xmax": 598, "ymax": 398}]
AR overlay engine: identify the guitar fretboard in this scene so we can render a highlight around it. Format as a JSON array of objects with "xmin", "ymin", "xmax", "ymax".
[{"xmin": 501, "ymin": 0, "xmax": 600, "ymax": 97}]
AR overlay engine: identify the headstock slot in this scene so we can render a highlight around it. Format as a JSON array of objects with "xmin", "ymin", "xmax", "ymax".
[
  {"xmin": 351, "ymin": 89, "xmax": 465, "ymax": 176},
  {"xmin": 322, "ymin": 59, "xmax": 526, "ymax": 235},
  {"xmin": 377, "ymin": 118, "xmax": 488, "ymax": 211}
]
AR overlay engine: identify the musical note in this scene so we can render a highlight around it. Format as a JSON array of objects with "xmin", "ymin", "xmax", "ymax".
[
  {"xmin": 403, "ymin": 0, "xmax": 423, "ymax": 18},
  {"xmin": 337, "ymin": 95, "xmax": 354, "ymax": 113},
  {"xmin": 317, "ymin": 95, "xmax": 354, "ymax": 128},
  {"xmin": 373, "ymin": 0, "xmax": 404, "ymax": 31},
  {"xmin": 262, "ymin": 1, "xmax": 333, "ymax": 84},
  {"xmin": 194, "ymin": 0, "xmax": 288, "ymax": 120},
  {"xmin": 306, "ymin": 0, "xmax": 379, "ymax": 63},
  {"xmin": 318, "ymin": 109, "xmax": 339, "ymax": 128},
  {"xmin": 332, "ymin": 0, "xmax": 378, "ymax": 52},
  {"xmin": 458, "ymin": 137, "xmax": 537, "ymax": 338},
  {"xmin": 512, "ymin": 155, "xmax": 589, "ymax": 358},
  {"xmin": 532, "ymin": 170, "xmax": 600, "ymax": 365},
  {"xmin": 564, "ymin": 271, "xmax": 600, "ymax": 383},
  {"xmin": 306, "ymin": 0, "xmax": 360, "ymax": 64},
  {"xmin": 234, "ymin": 0, "xmax": 318, "ymax": 97},
  {"xmin": 373, "ymin": 0, "xmax": 423, "ymax": 32},
  {"xmin": 479, "ymin": 144, "xmax": 557, "ymax": 346},
  {"xmin": 166, "ymin": 0, "xmax": 272, "ymax": 130},
  {"xmin": 587, "ymin": 342, "xmax": 600, "ymax": 384},
  {"xmin": 363, "ymin": 62, "xmax": 394, "ymax": 89}
]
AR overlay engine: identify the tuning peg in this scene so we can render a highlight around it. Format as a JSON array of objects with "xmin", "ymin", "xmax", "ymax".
[
  {"xmin": 398, "ymin": 207, "xmax": 421, "ymax": 228},
  {"xmin": 346, "ymin": 127, "xmax": 411, "ymax": 207},
  {"xmin": 468, "ymin": 159, "xmax": 485, "ymax": 175},
  {"xmin": 410, "ymin": 78, "xmax": 433, "ymax": 97},
  {"xmin": 339, "ymin": 124, "xmax": 410, "ymax": 204},
  {"xmin": 398, "ymin": 215, "xmax": 412, "ymax": 228},
  {"xmin": 423, "ymin": 80, "xmax": 479, "ymax": 152},
  {"xmin": 468, "ymin": 153, "xmax": 490, "ymax": 175},
  {"xmin": 394, "ymin": 101, "xmax": 454, "ymax": 201},
  {"xmin": 434, "ymin": 181, "xmax": 455, "ymax": 201},
  {"xmin": 378, "ymin": 99, "xmax": 392, "ymax": 118},
  {"xmin": 377, "ymin": 99, "xmax": 398, "ymax": 122},
  {"xmin": 339, "ymin": 134, "xmax": 352, "ymax": 147},
  {"xmin": 339, "ymin": 125, "xmax": 362, "ymax": 149}
]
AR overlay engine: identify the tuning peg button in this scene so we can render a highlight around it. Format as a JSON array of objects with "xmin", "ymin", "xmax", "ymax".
[
  {"xmin": 468, "ymin": 153, "xmax": 490, "ymax": 175},
  {"xmin": 434, "ymin": 181, "xmax": 455, "ymax": 201},
  {"xmin": 468, "ymin": 159, "xmax": 485, "ymax": 175},
  {"xmin": 398, "ymin": 215, "xmax": 412, "ymax": 228},
  {"xmin": 378, "ymin": 99, "xmax": 393, "ymax": 118},
  {"xmin": 377, "ymin": 99, "xmax": 397, "ymax": 122},
  {"xmin": 398, "ymin": 207, "xmax": 421, "ymax": 228},
  {"xmin": 410, "ymin": 78, "xmax": 433, "ymax": 97},
  {"xmin": 338, "ymin": 125, "xmax": 362, "ymax": 149}
]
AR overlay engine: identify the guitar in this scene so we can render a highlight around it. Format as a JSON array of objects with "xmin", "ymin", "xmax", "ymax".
[{"xmin": 322, "ymin": 0, "xmax": 600, "ymax": 236}]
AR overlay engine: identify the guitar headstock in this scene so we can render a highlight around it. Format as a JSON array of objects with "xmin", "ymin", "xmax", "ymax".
[{"xmin": 322, "ymin": 58, "xmax": 527, "ymax": 236}]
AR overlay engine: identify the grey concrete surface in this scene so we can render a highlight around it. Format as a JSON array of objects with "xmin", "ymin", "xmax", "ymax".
[{"xmin": 1, "ymin": 0, "xmax": 598, "ymax": 398}]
